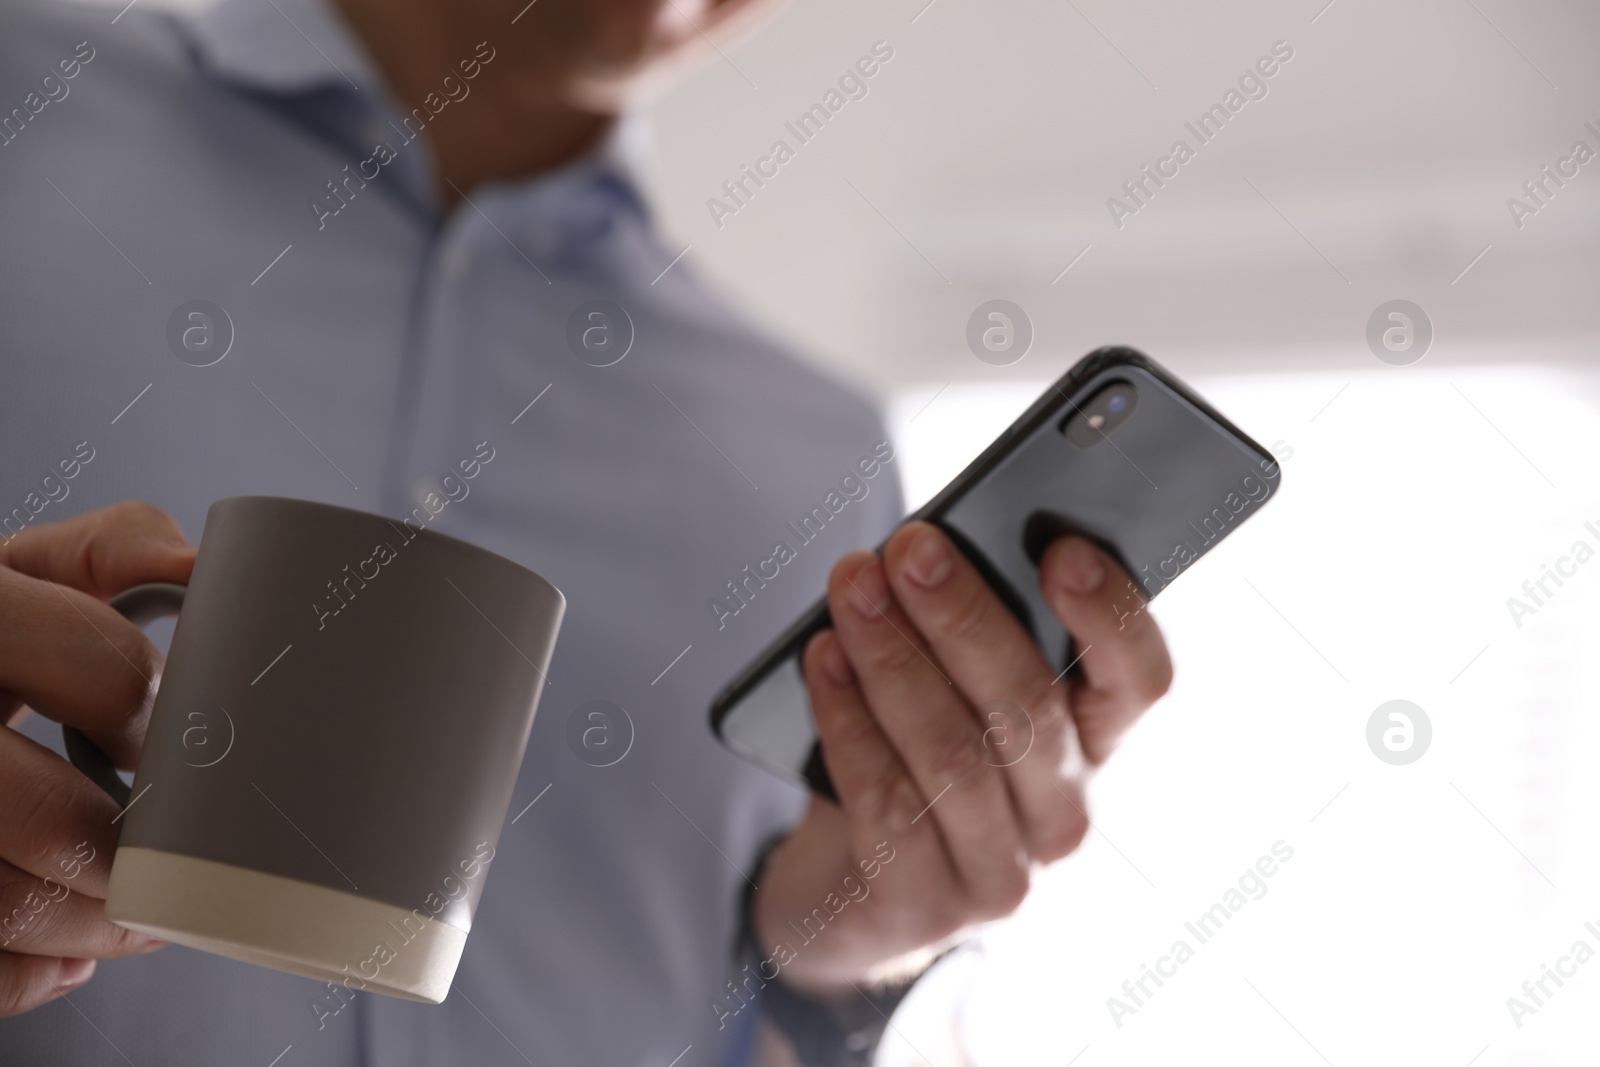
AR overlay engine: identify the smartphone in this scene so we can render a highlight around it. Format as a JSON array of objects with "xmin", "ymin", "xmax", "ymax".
[{"xmin": 709, "ymin": 347, "xmax": 1281, "ymax": 799}]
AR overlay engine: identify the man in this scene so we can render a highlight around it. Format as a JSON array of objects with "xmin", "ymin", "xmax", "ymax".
[{"xmin": 0, "ymin": 0, "xmax": 1173, "ymax": 1063}]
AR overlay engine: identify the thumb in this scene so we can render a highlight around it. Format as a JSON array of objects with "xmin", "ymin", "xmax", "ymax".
[{"xmin": 0, "ymin": 502, "xmax": 195, "ymax": 600}]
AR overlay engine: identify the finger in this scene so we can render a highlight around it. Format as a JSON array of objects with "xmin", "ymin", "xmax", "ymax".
[
  {"xmin": 0, "ymin": 728, "xmax": 120, "ymax": 895},
  {"xmin": 1039, "ymin": 536, "xmax": 1174, "ymax": 765},
  {"xmin": 0, "ymin": 501, "xmax": 195, "ymax": 600},
  {"xmin": 826, "ymin": 552, "xmax": 1030, "ymax": 919},
  {"xmin": 799, "ymin": 635, "xmax": 967, "ymax": 944},
  {"xmin": 0, "ymin": 954, "xmax": 95, "ymax": 1018},
  {"xmin": 0, "ymin": 857, "xmax": 163, "ymax": 959},
  {"xmin": 882, "ymin": 522, "xmax": 1089, "ymax": 862},
  {"xmin": 802, "ymin": 630, "xmax": 922, "ymax": 829},
  {"xmin": 0, "ymin": 567, "xmax": 161, "ymax": 768}
]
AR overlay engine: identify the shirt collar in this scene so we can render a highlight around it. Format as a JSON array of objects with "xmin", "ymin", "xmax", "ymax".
[
  {"xmin": 184, "ymin": 0, "xmax": 385, "ymax": 97},
  {"xmin": 488, "ymin": 115, "xmax": 655, "ymax": 224}
]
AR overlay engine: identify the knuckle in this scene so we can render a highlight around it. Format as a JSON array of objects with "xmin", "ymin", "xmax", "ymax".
[
  {"xmin": 922, "ymin": 727, "xmax": 987, "ymax": 784},
  {"xmin": 859, "ymin": 636, "xmax": 921, "ymax": 677},
  {"xmin": 0, "ymin": 881, "xmax": 39, "ymax": 947},
  {"xmin": 108, "ymin": 500, "xmax": 169, "ymax": 529},
  {"xmin": 924, "ymin": 897, "xmax": 970, "ymax": 942},
  {"xmin": 1024, "ymin": 686, "xmax": 1072, "ymax": 740},
  {"xmin": 969, "ymin": 863, "xmax": 1030, "ymax": 920},
  {"xmin": 1037, "ymin": 803, "xmax": 1092, "ymax": 863},
  {"xmin": 1134, "ymin": 657, "xmax": 1175, "ymax": 706},
  {"xmin": 79, "ymin": 502, "xmax": 187, "ymax": 594},
  {"xmin": 1152, "ymin": 657, "xmax": 1176, "ymax": 698},
  {"xmin": 815, "ymin": 695, "xmax": 874, "ymax": 756},
  {"xmin": 1000, "ymin": 865, "xmax": 1032, "ymax": 911},
  {"xmin": 12, "ymin": 772, "xmax": 93, "ymax": 877},
  {"xmin": 0, "ymin": 878, "xmax": 67, "ymax": 952},
  {"xmin": 870, "ymin": 775, "xmax": 927, "ymax": 833}
]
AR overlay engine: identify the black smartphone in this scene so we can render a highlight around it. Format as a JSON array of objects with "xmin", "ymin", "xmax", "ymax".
[{"xmin": 709, "ymin": 347, "xmax": 1281, "ymax": 799}]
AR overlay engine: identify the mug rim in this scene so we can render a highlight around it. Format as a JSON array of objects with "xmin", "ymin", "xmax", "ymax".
[{"xmin": 207, "ymin": 495, "xmax": 565, "ymax": 609}]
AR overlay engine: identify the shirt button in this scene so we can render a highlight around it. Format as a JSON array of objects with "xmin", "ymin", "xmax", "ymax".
[{"xmin": 410, "ymin": 478, "xmax": 436, "ymax": 511}]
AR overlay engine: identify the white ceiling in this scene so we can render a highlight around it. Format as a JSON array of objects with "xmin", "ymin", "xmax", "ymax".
[{"xmin": 642, "ymin": 0, "xmax": 1600, "ymax": 391}]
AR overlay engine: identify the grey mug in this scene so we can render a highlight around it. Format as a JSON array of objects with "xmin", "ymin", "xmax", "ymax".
[{"xmin": 61, "ymin": 496, "xmax": 564, "ymax": 1002}]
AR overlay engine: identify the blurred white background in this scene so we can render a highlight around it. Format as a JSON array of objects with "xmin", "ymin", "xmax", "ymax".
[
  {"xmin": 82, "ymin": 0, "xmax": 1600, "ymax": 1062},
  {"xmin": 641, "ymin": 0, "xmax": 1600, "ymax": 389}
]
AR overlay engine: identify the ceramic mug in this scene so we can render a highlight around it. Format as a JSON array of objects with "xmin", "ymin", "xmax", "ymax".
[{"xmin": 62, "ymin": 496, "xmax": 564, "ymax": 1003}]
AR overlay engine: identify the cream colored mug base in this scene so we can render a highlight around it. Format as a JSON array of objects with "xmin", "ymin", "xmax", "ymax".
[{"xmin": 105, "ymin": 847, "xmax": 466, "ymax": 1003}]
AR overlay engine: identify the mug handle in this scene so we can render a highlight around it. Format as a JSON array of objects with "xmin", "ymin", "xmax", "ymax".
[{"xmin": 62, "ymin": 582, "xmax": 188, "ymax": 809}]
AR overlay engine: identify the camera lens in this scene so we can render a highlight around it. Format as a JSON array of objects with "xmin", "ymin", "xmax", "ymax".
[{"xmin": 1060, "ymin": 380, "xmax": 1139, "ymax": 447}]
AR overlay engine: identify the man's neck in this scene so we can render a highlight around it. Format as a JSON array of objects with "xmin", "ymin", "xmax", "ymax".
[{"xmin": 333, "ymin": 0, "xmax": 615, "ymax": 207}]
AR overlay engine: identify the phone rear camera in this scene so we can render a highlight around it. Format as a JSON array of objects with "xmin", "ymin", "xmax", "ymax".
[{"xmin": 1060, "ymin": 380, "xmax": 1140, "ymax": 448}]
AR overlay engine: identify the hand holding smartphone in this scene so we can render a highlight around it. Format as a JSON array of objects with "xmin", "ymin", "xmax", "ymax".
[{"xmin": 710, "ymin": 347, "xmax": 1282, "ymax": 798}]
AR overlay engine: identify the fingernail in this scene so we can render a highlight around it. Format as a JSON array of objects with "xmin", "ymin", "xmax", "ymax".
[
  {"xmin": 820, "ymin": 634, "xmax": 854, "ymax": 685},
  {"xmin": 845, "ymin": 558, "xmax": 889, "ymax": 619},
  {"xmin": 1056, "ymin": 539, "xmax": 1105, "ymax": 594},
  {"xmin": 135, "ymin": 935, "xmax": 167, "ymax": 954},
  {"xmin": 903, "ymin": 526, "xmax": 952, "ymax": 588},
  {"xmin": 59, "ymin": 958, "xmax": 96, "ymax": 989}
]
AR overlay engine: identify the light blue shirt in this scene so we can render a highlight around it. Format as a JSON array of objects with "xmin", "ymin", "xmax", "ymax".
[{"xmin": 0, "ymin": 0, "xmax": 900, "ymax": 1063}]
